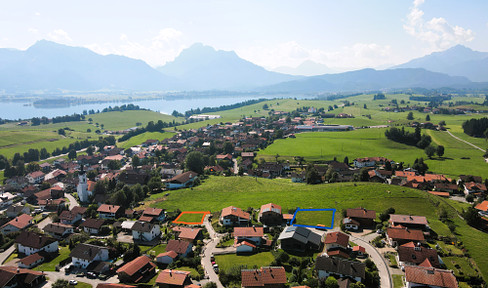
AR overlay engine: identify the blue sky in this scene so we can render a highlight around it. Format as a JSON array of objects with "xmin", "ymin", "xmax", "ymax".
[{"xmin": 0, "ymin": 0, "xmax": 487, "ymax": 71}]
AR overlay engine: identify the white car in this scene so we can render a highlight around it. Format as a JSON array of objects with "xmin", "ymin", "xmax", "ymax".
[{"xmin": 69, "ymin": 280, "xmax": 78, "ymax": 285}]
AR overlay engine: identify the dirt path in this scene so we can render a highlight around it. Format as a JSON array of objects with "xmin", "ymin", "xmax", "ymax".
[{"xmin": 445, "ymin": 130, "xmax": 485, "ymax": 152}]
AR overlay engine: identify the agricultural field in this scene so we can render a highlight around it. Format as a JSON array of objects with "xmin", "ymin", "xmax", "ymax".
[
  {"xmin": 292, "ymin": 209, "xmax": 335, "ymax": 228},
  {"xmin": 258, "ymin": 129, "xmax": 487, "ymax": 177},
  {"xmin": 88, "ymin": 110, "xmax": 181, "ymax": 131},
  {"xmin": 173, "ymin": 211, "xmax": 209, "ymax": 224},
  {"xmin": 215, "ymin": 252, "xmax": 275, "ymax": 271},
  {"xmin": 148, "ymin": 176, "xmax": 488, "ymax": 281},
  {"xmin": 118, "ymin": 131, "xmax": 176, "ymax": 149}
]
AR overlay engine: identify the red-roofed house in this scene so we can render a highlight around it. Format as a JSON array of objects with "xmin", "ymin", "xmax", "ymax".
[
  {"xmin": 389, "ymin": 214, "xmax": 429, "ymax": 230},
  {"xmin": 405, "ymin": 266, "xmax": 458, "ymax": 288},
  {"xmin": 156, "ymin": 251, "xmax": 178, "ymax": 265},
  {"xmin": 141, "ymin": 208, "xmax": 166, "ymax": 222},
  {"xmin": 464, "ymin": 182, "xmax": 487, "ymax": 195},
  {"xmin": 236, "ymin": 241, "xmax": 257, "ymax": 253},
  {"xmin": 165, "ymin": 171, "xmax": 198, "ymax": 190},
  {"xmin": 241, "ymin": 266, "xmax": 287, "ymax": 288},
  {"xmin": 346, "ymin": 207, "xmax": 376, "ymax": 228},
  {"xmin": 1, "ymin": 214, "xmax": 33, "ymax": 234},
  {"xmin": 18, "ymin": 253, "xmax": 45, "ymax": 269},
  {"xmin": 475, "ymin": 200, "xmax": 488, "ymax": 216},
  {"xmin": 324, "ymin": 232, "xmax": 349, "ymax": 251},
  {"xmin": 259, "ymin": 203, "xmax": 282, "ymax": 226},
  {"xmin": 220, "ymin": 206, "xmax": 251, "ymax": 226},
  {"xmin": 156, "ymin": 269, "xmax": 192, "ymax": 288},
  {"xmin": 117, "ymin": 255, "xmax": 156, "ymax": 284},
  {"xmin": 397, "ymin": 244, "xmax": 440, "ymax": 269},
  {"xmin": 166, "ymin": 240, "xmax": 192, "ymax": 258},
  {"xmin": 386, "ymin": 227, "xmax": 425, "ymax": 246},
  {"xmin": 97, "ymin": 204, "xmax": 123, "ymax": 219},
  {"xmin": 234, "ymin": 227, "xmax": 264, "ymax": 245},
  {"xmin": 172, "ymin": 227, "xmax": 202, "ymax": 243},
  {"xmin": 26, "ymin": 171, "xmax": 45, "ymax": 184}
]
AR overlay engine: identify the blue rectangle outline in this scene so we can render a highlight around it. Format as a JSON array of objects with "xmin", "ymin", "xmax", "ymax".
[{"xmin": 290, "ymin": 207, "xmax": 336, "ymax": 230}]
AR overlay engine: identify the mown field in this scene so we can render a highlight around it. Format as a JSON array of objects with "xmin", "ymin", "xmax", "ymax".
[
  {"xmin": 293, "ymin": 209, "xmax": 335, "ymax": 228},
  {"xmin": 148, "ymin": 176, "xmax": 488, "ymax": 282},
  {"xmin": 118, "ymin": 131, "xmax": 176, "ymax": 149},
  {"xmin": 88, "ymin": 110, "xmax": 181, "ymax": 131},
  {"xmin": 258, "ymin": 129, "xmax": 487, "ymax": 177}
]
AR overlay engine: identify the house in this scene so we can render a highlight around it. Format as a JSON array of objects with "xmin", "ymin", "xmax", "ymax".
[
  {"xmin": 475, "ymin": 201, "xmax": 488, "ymax": 216},
  {"xmin": 236, "ymin": 241, "xmax": 257, "ymax": 253},
  {"xmin": 464, "ymin": 182, "xmax": 487, "ymax": 195},
  {"xmin": 353, "ymin": 157, "xmax": 393, "ymax": 168},
  {"xmin": 156, "ymin": 251, "xmax": 178, "ymax": 265},
  {"xmin": 70, "ymin": 243, "xmax": 110, "ymax": 268},
  {"xmin": 15, "ymin": 231, "xmax": 59, "ymax": 256},
  {"xmin": 6, "ymin": 205, "xmax": 30, "ymax": 218},
  {"xmin": 81, "ymin": 219, "xmax": 106, "ymax": 235},
  {"xmin": 404, "ymin": 266, "xmax": 457, "ymax": 288},
  {"xmin": 97, "ymin": 204, "xmax": 124, "ymax": 220},
  {"xmin": 342, "ymin": 217, "xmax": 361, "ymax": 231},
  {"xmin": 278, "ymin": 226, "xmax": 323, "ymax": 252},
  {"xmin": 117, "ymin": 255, "xmax": 157, "ymax": 284},
  {"xmin": 346, "ymin": 207, "xmax": 376, "ymax": 228},
  {"xmin": 166, "ymin": 240, "xmax": 192, "ymax": 258},
  {"xmin": 389, "ymin": 215, "xmax": 429, "ymax": 230},
  {"xmin": 43, "ymin": 223, "xmax": 74, "ymax": 238},
  {"xmin": 131, "ymin": 221, "xmax": 161, "ymax": 242},
  {"xmin": 316, "ymin": 256, "xmax": 365, "ymax": 282},
  {"xmin": 397, "ymin": 243, "xmax": 440, "ymax": 269},
  {"xmin": 234, "ymin": 227, "xmax": 264, "ymax": 246},
  {"xmin": 259, "ymin": 203, "xmax": 282, "ymax": 226},
  {"xmin": 165, "ymin": 171, "xmax": 198, "ymax": 190},
  {"xmin": 1, "ymin": 214, "xmax": 33, "ymax": 234},
  {"xmin": 220, "ymin": 206, "xmax": 251, "ymax": 226},
  {"xmin": 59, "ymin": 210, "xmax": 83, "ymax": 225},
  {"xmin": 0, "ymin": 266, "xmax": 46, "ymax": 288},
  {"xmin": 324, "ymin": 231, "xmax": 349, "ymax": 251},
  {"xmin": 141, "ymin": 208, "xmax": 166, "ymax": 222},
  {"xmin": 241, "ymin": 266, "xmax": 287, "ymax": 288},
  {"xmin": 156, "ymin": 269, "xmax": 192, "ymax": 288},
  {"xmin": 18, "ymin": 253, "xmax": 45, "ymax": 269},
  {"xmin": 216, "ymin": 154, "xmax": 233, "ymax": 161},
  {"xmin": 386, "ymin": 227, "xmax": 425, "ymax": 247},
  {"xmin": 352, "ymin": 246, "xmax": 366, "ymax": 257},
  {"xmin": 0, "ymin": 192, "xmax": 15, "ymax": 209},
  {"xmin": 172, "ymin": 227, "xmax": 202, "ymax": 243},
  {"xmin": 26, "ymin": 171, "xmax": 45, "ymax": 184}
]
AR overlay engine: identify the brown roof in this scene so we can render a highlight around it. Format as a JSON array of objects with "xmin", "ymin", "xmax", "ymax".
[
  {"xmin": 19, "ymin": 253, "xmax": 44, "ymax": 266},
  {"xmin": 166, "ymin": 240, "xmax": 191, "ymax": 255},
  {"xmin": 44, "ymin": 223, "xmax": 73, "ymax": 234},
  {"xmin": 157, "ymin": 251, "xmax": 178, "ymax": 259},
  {"xmin": 3, "ymin": 214, "xmax": 33, "ymax": 229},
  {"xmin": 169, "ymin": 171, "xmax": 198, "ymax": 184},
  {"xmin": 475, "ymin": 201, "xmax": 488, "ymax": 212},
  {"xmin": 324, "ymin": 231, "xmax": 349, "ymax": 247},
  {"xmin": 28, "ymin": 171, "xmax": 45, "ymax": 178},
  {"xmin": 97, "ymin": 204, "xmax": 122, "ymax": 214},
  {"xmin": 387, "ymin": 227, "xmax": 425, "ymax": 241},
  {"xmin": 15, "ymin": 231, "xmax": 57, "ymax": 249},
  {"xmin": 81, "ymin": 219, "xmax": 106, "ymax": 229},
  {"xmin": 116, "ymin": 255, "xmax": 156, "ymax": 276},
  {"xmin": 173, "ymin": 227, "xmax": 201, "ymax": 240},
  {"xmin": 96, "ymin": 284, "xmax": 136, "ymax": 288},
  {"xmin": 389, "ymin": 214, "xmax": 428, "ymax": 226},
  {"xmin": 221, "ymin": 206, "xmax": 251, "ymax": 220},
  {"xmin": 71, "ymin": 206, "xmax": 88, "ymax": 215},
  {"xmin": 241, "ymin": 266, "xmax": 287, "ymax": 287},
  {"xmin": 405, "ymin": 266, "xmax": 457, "ymax": 288},
  {"xmin": 156, "ymin": 269, "xmax": 190, "ymax": 286},
  {"xmin": 398, "ymin": 246, "xmax": 440, "ymax": 267},
  {"xmin": 346, "ymin": 207, "xmax": 376, "ymax": 220},
  {"xmin": 142, "ymin": 207, "xmax": 164, "ymax": 217},
  {"xmin": 234, "ymin": 227, "xmax": 264, "ymax": 238},
  {"xmin": 0, "ymin": 266, "xmax": 44, "ymax": 287},
  {"xmin": 259, "ymin": 203, "xmax": 281, "ymax": 215}
]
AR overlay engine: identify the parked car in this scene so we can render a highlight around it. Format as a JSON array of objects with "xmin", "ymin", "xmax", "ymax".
[{"xmin": 69, "ymin": 280, "xmax": 78, "ymax": 285}]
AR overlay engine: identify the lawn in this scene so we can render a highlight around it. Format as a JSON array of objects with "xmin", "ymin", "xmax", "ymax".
[
  {"xmin": 215, "ymin": 252, "xmax": 275, "ymax": 272},
  {"xmin": 429, "ymin": 241, "xmax": 464, "ymax": 256},
  {"xmin": 33, "ymin": 246, "xmax": 71, "ymax": 271},
  {"xmin": 118, "ymin": 131, "xmax": 176, "ymax": 149},
  {"xmin": 147, "ymin": 244, "xmax": 167, "ymax": 257},
  {"xmin": 3, "ymin": 252, "xmax": 18, "ymax": 264},
  {"xmin": 293, "ymin": 209, "xmax": 335, "ymax": 228},
  {"xmin": 443, "ymin": 256, "xmax": 479, "ymax": 278},
  {"xmin": 173, "ymin": 211, "xmax": 209, "ymax": 224},
  {"xmin": 392, "ymin": 274, "xmax": 404, "ymax": 288},
  {"xmin": 177, "ymin": 266, "xmax": 200, "ymax": 279},
  {"xmin": 89, "ymin": 110, "xmax": 181, "ymax": 131},
  {"xmin": 75, "ymin": 282, "xmax": 92, "ymax": 288},
  {"xmin": 149, "ymin": 176, "xmax": 488, "ymax": 282}
]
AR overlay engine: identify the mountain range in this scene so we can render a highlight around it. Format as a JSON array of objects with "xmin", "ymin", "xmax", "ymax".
[
  {"xmin": 272, "ymin": 60, "xmax": 337, "ymax": 76},
  {"xmin": 0, "ymin": 40, "xmax": 486, "ymax": 93}
]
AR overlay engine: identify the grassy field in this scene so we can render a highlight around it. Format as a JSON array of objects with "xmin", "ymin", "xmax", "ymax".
[
  {"xmin": 89, "ymin": 110, "xmax": 181, "ymax": 131},
  {"xmin": 215, "ymin": 252, "xmax": 275, "ymax": 271},
  {"xmin": 149, "ymin": 176, "xmax": 488, "ymax": 281},
  {"xmin": 293, "ymin": 209, "xmax": 335, "ymax": 228},
  {"xmin": 443, "ymin": 257, "xmax": 480, "ymax": 278},
  {"xmin": 174, "ymin": 212, "xmax": 207, "ymax": 224},
  {"xmin": 118, "ymin": 131, "xmax": 176, "ymax": 149},
  {"xmin": 33, "ymin": 246, "xmax": 71, "ymax": 271},
  {"xmin": 258, "ymin": 129, "xmax": 486, "ymax": 177},
  {"xmin": 147, "ymin": 244, "xmax": 167, "ymax": 257}
]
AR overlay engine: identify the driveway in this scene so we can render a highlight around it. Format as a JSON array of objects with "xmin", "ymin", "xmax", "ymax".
[
  {"xmin": 0, "ymin": 245, "xmax": 16, "ymax": 265},
  {"xmin": 43, "ymin": 271, "xmax": 118, "ymax": 287},
  {"xmin": 201, "ymin": 215, "xmax": 224, "ymax": 288},
  {"xmin": 65, "ymin": 193, "xmax": 79, "ymax": 210},
  {"xmin": 37, "ymin": 215, "xmax": 53, "ymax": 229}
]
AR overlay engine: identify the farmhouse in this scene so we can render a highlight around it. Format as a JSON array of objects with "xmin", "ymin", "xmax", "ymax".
[
  {"xmin": 26, "ymin": 171, "xmax": 45, "ymax": 184},
  {"xmin": 220, "ymin": 206, "xmax": 251, "ymax": 226}
]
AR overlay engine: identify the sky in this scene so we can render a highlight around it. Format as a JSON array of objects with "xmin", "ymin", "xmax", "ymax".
[{"xmin": 0, "ymin": 0, "xmax": 487, "ymax": 72}]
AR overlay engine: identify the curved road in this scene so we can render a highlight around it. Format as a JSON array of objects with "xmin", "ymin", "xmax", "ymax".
[
  {"xmin": 445, "ymin": 130, "xmax": 485, "ymax": 152},
  {"xmin": 202, "ymin": 215, "xmax": 224, "ymax": 288}
]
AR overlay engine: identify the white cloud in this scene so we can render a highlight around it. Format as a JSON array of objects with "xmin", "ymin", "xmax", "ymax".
[
  {"xmin": 35, "ymin": 12, "xmax": 41, "ymax": 16},
  {"xmin": 403, "ymin": 0, "xmax": 474, "ymax": 50},
  {"xmin": 47, "ymin": 29, "xmax": 73, "ymax": 43},
  {"xmin": 85, "ymin": 28, "xmax": 185, "ymax": 67},
  {"xmin": 28, "ymin": 28, "xmax": 39, "ymax": 34},
  {"xmin": 236, "ymin": 41, "xmax": 394, "ymax": 70}
]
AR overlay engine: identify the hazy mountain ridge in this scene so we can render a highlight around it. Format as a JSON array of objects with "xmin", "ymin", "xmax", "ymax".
[
  {"xmin": 394, "ymin": 45, "xmax": 488, "ymax": 82},
  {"xmin": 273, "ymin": 60, "xmax": 337, "ymax": 76}
]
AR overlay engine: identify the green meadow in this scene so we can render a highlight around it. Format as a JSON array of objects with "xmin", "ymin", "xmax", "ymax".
[
  {"xmin": 148, "ymin": 176, "xmax": 488, "ymax": 281},
  {"xmin": 88, "ymin": 110, "xmax": 181, "ymax": 131},
  {"xmin": 118, "ymin": 131, "xmax": 176, "ymax": 149},
  {"xmin": 293, "ymin": 209, "xmax": 335, "ymax": 228}
]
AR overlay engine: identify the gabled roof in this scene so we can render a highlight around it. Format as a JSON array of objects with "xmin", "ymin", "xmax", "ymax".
[
  {"xmin": 116, "ymin": 255, "xmax": 156, "ymax": 276},
  {"xmin": 241, "ymin": 267, "xmax": 287, "ymax": 287},
  {"xmin": 156, "ymin": 269, "xmax": 190, "ymax": 286},
  {"xmin": 346, "ymin": 207, "xmax": 376, "ymax": 220},
  {"xmin": 44, "ymin": 223, "xmax": 73, "ymax": 234},
  {"xmin": 97, "ymin": 204, "xmax": 122, "ymax": 214},
  {"xmin": 324, "ymin": 231, "xmax": 349, "ymax": 247},
  {"xmin": 132, "ymin": 221, "xmax": 157, "ymax": 233},
  {"xmin": 475, "ymin": 201, "xmax": 488, "ymax": 212},
  {"xmin": 221, "ymin": 206, "xmax": 251, "ymax": 220},
  {"xmin": 166, "ymin": 240, "xmax": 191, "ymax": 255},
  {"xmin": 234, "ymin": 227, "xmax": 264, "ymax": 238},
  {"xmin": 157, "ymin": 251, "xmax": 178, "ymax": 259},
  {"xmin": 259, "ymin": 203, "xmax": 281, "ymax": 215},
  {"xmin": 389, "ymin": 214, "xmax": 428, "ymax": 226},
  {"xmin": 70, "ymin": 243, "xmax": 107, "ymax": 261},
  {"xmin": 398, "ymin": 245, "xmax": 440, "ymax": 267},
  {"xmin": 315, "ymin": 256, "xmax": 365, "ymax": 279},
  {"xmin": 19, "ymin": 253, "xmax": 44, "ymax": 266},
  {"xmin": 169, "ymin": 171, "xmax": 198, "ymax": 184},
  {"xmin": 142, "ymin": 207, "xmax": 164, "ymax": 217},
  {"xmin": 387, "ymin": 227, "xmax": 425, "ymax": 241},
  {"xmin": 173, "ymin": 227, "xmax": 201, "ymax": 240},
  {"xmin": 278, "ymin": 226, "xmax": 322, "ymax": 247},
  {"xmin": 81, "ymin": 219, "xmax": 105, "ymax": 229},
  {"xmin": 405, "ymin": 266, "xmax": 457, "ymax": 288},
  {"xmin": 0, "ymin": 266, "xmax": 44, "ymax": 287},
  {"xmin": 15, "ymin": 231, "xmax": 57, "ymax": 249},
  {"xmin": 3, "ymin": 214, "xmax": 33, "ymax": 230}
]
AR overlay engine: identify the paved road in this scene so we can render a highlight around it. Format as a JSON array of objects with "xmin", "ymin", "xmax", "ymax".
[
  {"xmin": 0, "ymin": 245, "xmax": 16, "ymax": 265},
  {"xmin": 350, "ymin": 232, "xmax": 392, "ymax": 288},
  {"xmin": 65, "ymin": 193, "xmax": 79, "ymax": 210},
  {"xmin": 43, "ymin": 270, "xmax": 118, "ymax": 287},
  {"xmin": 201, "ymin": 215, "xmax": 224, "ymax": 288},
  {"xmin": 36, "ymin": 214, "xmax": 53, "ymax": 229},
  {"xmin": 445, "ymin": 130, "xmax": 485, "ymax": 152},
  {"xmin": 233, "ymin": 159, "xmax": 239, "ymax": 175}
]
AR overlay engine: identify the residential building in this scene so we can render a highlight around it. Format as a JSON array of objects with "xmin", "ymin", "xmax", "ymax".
[
  {"xmin": 345, "ymin": 207, "xmax": 376, "ymax": 228},
  {"xmin": 43, "ymin": 223, "xmax": 74, "ymax": 238},
  {"xmin": 59, "ymin": 210, "xmax": 83, "ymax": 225},
  {"xmin": 26, "ymin": 171, "xmax": 45, "ymax": 184},
  {"xmin": 234, "ymin": 227, "xmax": 264, "ymax": 245},
  {"xmin": 386, "ymin": 227, "xmax": 425, "ymax": 247},
  {"xmin": 6, "ymin": 205, "xmax": 30, "ymax": 218},
  {"xmin": 397, "ymin": 243, "xmax": 440, "ymax": 269},
  {"xmin": 0, "ymin": 266, "xmax": 46, "ymax": 287},
  {"xmin": 165, "ymin": 171, "xmax": 199, "ymax": 190},
  {"xmin": 15, "ymin": 231, "xmax": 59, "ymax": 256},
  {"xmin": 117, "ymin": 255, "xmax": 157, "ymax": 284},
  {"xmin": 131, "ymin": 221, "xmax": 161, "ymax": 242},
  {"xmin": 316, "ymin": 256, "xmax": 365, "ymax": 282},
  {"xmin": 141, "ymin": 208, "xmax": 166, "ymax": 222},
  {"xmin": 81, "ymin": 219, "xmax": 106, "ymax": 235},
  {"xmin": 1, "ymin": 214, "xmax": 33, "ymax": 234},
  {"xmin": 220, "ymin": 206, "xmax": 251, "ymax": 226},
  {"xmin": 166, "ymin": 240, "xmax": 192, "ymax": 258},
  {"xmin": 156, "ymin": 251, "xmax": 178, "ymax": 265},
  {"xmin": 278, "ymin": 226, "xmax": 322, "ymax": 252},
  {"xmin": 97, "ymin": 204, "xmax": 123, "ymax": 220},
  {"xmin": 475, "ymin": 201, "xmax": 488, "ymax": 216},
  {"xmin": 18, "ymin": 253, "xmax": 45, "ymax": 269},
  {"xmin": 70, "ymin": 244, "xmax": 110, "ymax": 268},
  {"xmin": 241, "ymin": 266, "xmax": 287, "ymax": 288},
  {"xmin": 259, "ymin": 203, "xmax": 282, "ymax": 226},
  {"xmin": 156, "ymin": 269, "xmax": 192, "ymax": 288},
  {"xmin": 172, "ymin": 227, "xmax": 202, "ymax": 243},
  {"xmin": 324, "ymin": 232, "xmax": 349, "ymax": 251},
  {"xmin": 389, "ymin": 215, "xmax": 429, "ymax": 230},
  {"xmin": 404, "ymin": 266, "xmax": 457, "ymax": 288}
]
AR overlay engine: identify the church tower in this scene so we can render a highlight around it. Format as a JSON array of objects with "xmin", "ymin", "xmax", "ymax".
[{"xmin": 77, "ymin": 166, "xmax": 89, "ymax": 203}]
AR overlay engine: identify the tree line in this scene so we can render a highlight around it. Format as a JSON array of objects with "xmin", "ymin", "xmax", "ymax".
[
  {"xmin": 462, "ymin": 117, "xmax": 488, "ymax": 138},
  {"xmin": 384, "ymin": 126, "xmax": 432, "ymax": 148}
]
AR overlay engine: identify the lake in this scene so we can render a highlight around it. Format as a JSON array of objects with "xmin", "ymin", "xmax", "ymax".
[{"xmin": 0, "ymin": 94, "xmax": 307, "ymax": 120}]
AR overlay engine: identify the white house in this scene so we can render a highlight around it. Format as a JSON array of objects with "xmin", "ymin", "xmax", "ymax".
[
  {"xmin": 156, "ymin": 251, "xmax": 178, "ymax": 265},
  {"xmin": 16, "ymin": 231, "xmax": 59, "ymax": 256},
  {"xmin": 342, "ymin": 217, "xmax": 360, "ymax": 231},
  {"xmin": 26, "ymin": 171, "xmax": 45, "ymax": 184},
  {"xmin": 18, "ymin": 253, "xmax": 45, "ymax": 269},
  {"xmin": 131, "ymin": 221, "xmax": 161, "ymax": 242},
  {"xmin": 0, "ymin": 192, "xmax": 16, "ymax": 208},
  {"xmin": 233, "ymin": 227, "xmax": 264, "ymax": 245},
  {"xmin": 70, "ymin": 244, "xmax": 110, "ymax": 268},
  {"xmin": 43, "ymin": 223, "xmax": 74, "ymax": 239},
  {"xmin": 165, "ymin": 171, "xmax": 198, "ymax": 190}
]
